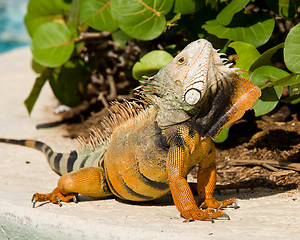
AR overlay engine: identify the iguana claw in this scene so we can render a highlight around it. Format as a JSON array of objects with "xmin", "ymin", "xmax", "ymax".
[
  {"xmin": 209, "ymin": 212, "xmax": 214, "ymax": 223},
  {"xmin": 232, "ymin": 201, "xmax": 239, "ymax": 209},
  {"xmin": 216, "ymin": 203, "xmax": 223, "ymax": 211},
  {"xmin": 31, "ymin": 187, "xmax": 78, "ymax": 207},
  {"xmin": 31, "ymin": 194, "xmax": 37, "ymax": 208},
  {"xmin": 183, "ymin": 218, "xmax": 193, "ymax": 223},
  {"xmin": 57, "ymin": 197, "xmax": 62, "ymax": 207},
  {"xmin": 73, "ymin": 195, "xmax": 78, "ymax": 203},
  {"xmin": 223, "ymin": 212, "xmax": 230, "ymax": 220}
]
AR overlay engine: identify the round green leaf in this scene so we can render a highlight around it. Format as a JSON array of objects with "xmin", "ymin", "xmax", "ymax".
[
  {"xmin": 203, "ymin": 14, "xmax": 275, "ymax": 48},
  {"xmin": 132, "ymin": 50, "xmax": 173, "ymax": 80},
  {"xmin": 250, "ymin": 66, "xmax": 288, "ymax": 116},
  {"xmin": 229, "ymin": 41, "xmax": 260, "ymax": 78},
  {"xmin": 250, "ymin": 66, "xmax": 289, "ymax": 88},
  {"xmin": 25, "ymin": 0, "xmax": 70, "ymax": 37},
  {"xmin": 80, "ymin": 0, "xmax": 118, "ymax": 32},
  {"xmin": 31, "ymin": 22, "xmax": 75, "ymax": 68},
  {"xmin": 111, "ymin": 0, "xmax": 174, "ymax": 40},
  {"xmin": 252, "ymin": 87, "xmax": 282, "ymax": 117},
  {"xmin": 284, "ymin": 23, "xmax": 300, "ymax": 73}
]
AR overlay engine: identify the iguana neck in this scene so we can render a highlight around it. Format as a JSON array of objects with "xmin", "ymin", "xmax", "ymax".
[{"xmin": 154, "ymin": 97, "xmax": 191, "ymax": 128}]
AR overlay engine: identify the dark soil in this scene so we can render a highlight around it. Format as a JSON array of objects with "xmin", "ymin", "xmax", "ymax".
[
  {"xmin": 60, "ymin": 102, "xmax": 300, "ymax": 192},
  {"xmin": 213, "ymin": 103, "xmax": 300, "ymax": 191}
]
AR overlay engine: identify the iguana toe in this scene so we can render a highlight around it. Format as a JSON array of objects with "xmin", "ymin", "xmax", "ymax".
[{"xmin": 31, "ymin": 187, "xmax": 77, "ymax": 207}]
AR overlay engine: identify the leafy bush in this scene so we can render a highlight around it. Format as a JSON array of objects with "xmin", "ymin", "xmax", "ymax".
[{"xmin": 24, "ymin": 0, "xmax": 300, "ymax": 141}]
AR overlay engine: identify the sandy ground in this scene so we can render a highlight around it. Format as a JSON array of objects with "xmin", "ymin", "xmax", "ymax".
[{"xmin": 0, "ymin": 47, "xmax": 300, "ymax": 240}]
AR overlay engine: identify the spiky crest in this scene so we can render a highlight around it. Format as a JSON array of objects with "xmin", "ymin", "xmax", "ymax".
[{"xmin": 77, "ymin": 98, "xmax": 152, "ymax": 150}]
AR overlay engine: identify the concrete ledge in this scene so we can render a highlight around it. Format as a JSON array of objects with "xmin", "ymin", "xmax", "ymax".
[{"xmin": 0, "ymin": 48, "xmax": 300, "ymax": 240}]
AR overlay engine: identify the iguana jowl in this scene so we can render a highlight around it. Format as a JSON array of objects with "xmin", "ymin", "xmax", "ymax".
[{"xmin": 0, "ymin": 39, "xmax": 261, "ymax": 221}]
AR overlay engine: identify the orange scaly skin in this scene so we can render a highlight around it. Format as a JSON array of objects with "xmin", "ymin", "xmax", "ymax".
[{"xmin": 0, "ymin": 39, "xmax": 261, "ymax": 221}]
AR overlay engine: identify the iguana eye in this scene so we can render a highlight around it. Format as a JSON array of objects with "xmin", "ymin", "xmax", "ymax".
[
  {"xmin": 184, "ymin": 88, "xmax": 202, "ymax": 105},
  {"xmin": 177, "ymin": 56, "xmax": 185, "ymax": 64}
]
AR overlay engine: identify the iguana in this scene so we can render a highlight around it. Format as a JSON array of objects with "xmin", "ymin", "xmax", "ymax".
[{"xmin": 0, "ymin": 39, "xmax": 261, "ymax": 221}]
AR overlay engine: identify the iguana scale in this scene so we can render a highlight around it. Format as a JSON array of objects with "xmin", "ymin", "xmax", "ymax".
[{"xmin": 0, "ymin": 39, "xmax": 261, "ymax": 221}]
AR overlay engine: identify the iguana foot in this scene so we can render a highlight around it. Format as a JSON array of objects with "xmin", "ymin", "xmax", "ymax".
[
  {"xmin": 181, "ymin": 208, "xmax": 229, "ymax": 222},
  {"xmin": 31, "ymin": 187, "xmax": 78, "ymax": 208},
  {"xmin": 199, "ymin": 197, "xmax": 238, "ymax": 209}
]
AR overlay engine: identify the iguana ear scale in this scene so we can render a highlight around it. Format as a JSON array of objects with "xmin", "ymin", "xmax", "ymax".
[{"xmin": 205, "ymin": 75, "xmax": 261, "ymax": 139}]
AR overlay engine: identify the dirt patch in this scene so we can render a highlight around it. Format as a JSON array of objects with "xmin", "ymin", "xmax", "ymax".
[{"xmin": 213, "ymin": 103, "xmax": 300, "ymax": 191}]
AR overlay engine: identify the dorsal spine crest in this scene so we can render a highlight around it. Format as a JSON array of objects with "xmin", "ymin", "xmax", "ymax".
[{"xmin": 77, "ymin": 99, "xmax": 151, "ymax": 151}]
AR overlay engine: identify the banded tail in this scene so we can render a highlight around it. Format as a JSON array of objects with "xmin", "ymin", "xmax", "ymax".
[{"xmin": 0, "ymin": 138, "xmax": 105, "ymax": 176}]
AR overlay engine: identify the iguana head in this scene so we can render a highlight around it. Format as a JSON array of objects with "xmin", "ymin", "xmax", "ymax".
[{"xmin": 146, "ymin": 39, "xmax": 261, "ymax": 138}]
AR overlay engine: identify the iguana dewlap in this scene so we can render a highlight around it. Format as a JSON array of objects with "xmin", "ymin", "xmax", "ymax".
[{"xmin": 0, "ymin": 39, "xmax": 261, "ymax": 221}]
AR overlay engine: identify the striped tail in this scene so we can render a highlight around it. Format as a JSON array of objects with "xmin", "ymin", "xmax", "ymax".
[{"xmin": 0, "ymin": 138, "xmax": 105, "ymax": 176}]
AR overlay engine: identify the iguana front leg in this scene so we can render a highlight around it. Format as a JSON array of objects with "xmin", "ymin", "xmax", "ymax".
[
  {"xmin": 166, "ymin": 144, "xmax": 225, "ymax": 221},
  {"xmin": 197, "ymin": 148, "xmax": 237, "ymax": 209},
  {"xmin": 168, "ymin": 175, "xmax": 224, "ymax": 220},
  {"xmin": 32, "ymin": 167, "xmax": 112, "ymax": 207}
]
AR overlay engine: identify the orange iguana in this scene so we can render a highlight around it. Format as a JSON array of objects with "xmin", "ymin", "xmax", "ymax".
[{"xmin": 0, "ymin": 39, "xmax": 261, "ymax": 221}]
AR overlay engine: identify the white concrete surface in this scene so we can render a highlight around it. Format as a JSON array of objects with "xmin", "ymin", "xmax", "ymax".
[{"xmin": 0, "ymin": 47, "xmax": 300, "ymax": 240}]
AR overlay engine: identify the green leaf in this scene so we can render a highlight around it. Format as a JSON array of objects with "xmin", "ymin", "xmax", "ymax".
[
  {"xmin": 166, "ymin": 13, "xmax": 181, "ymax": 26},
  {"xmin": 282, "ymin": 93, "xmax": 300, "ymax": 104},
  {"xmin": 252, "ymin": 87, "xmax": 283, "ymax": 116},
  {"xmin": 31, "ymin": 59, "xmax": 46, "ymax": 74},
  {"xmin": 53, "ymin": 0, "xmax": 72, "ymax": 10},
  {"xmin": 283, "ymin": 82, "xmax": 300, "ymax": 104},
  {"xmin": 249, "ymin": 43, "xmax": 284, "ymax": 73},
  {"xmin": 132, "ymin": 50, "xmax": 173, "ymax": 80},
  {"xmin": 206, "ymin": 0, "xmax": 218, "ymax": 10},
  {"xmin": 279, "ymin": 0, "xmax": 290, "ymax": 17},
  {"xmin": 173, "ymin": 0, "xmax": 204, "ymax": 14},
  {"xmin": 250, "ymin": 66, "xmax": 289, "ymax": 116},
  {"xmin": 80, "ymin": 0, "xmax": 119, "ymax": 32},
  {"xmin": 216, "ymin": 0, "xmax": 250, "ymax": 26},
  {"xmin": 214, "ymin": 125, "xmax": 231, "ymax": 143},
  {"xmin": 284, "ymin": 23, "xmax": 300, "ymax": 73},
  {"xmin": 203, "ymin": 13, "xmax": 275, "ymax": 47},
  {"xmin": 229, "ymin": 41, "xmax": 260, "ymax": 78},
  {"xmin": 31, "ymin": 22, "xmax": 75, "ymax": 68},
  {"xmin": 49, "ymin": 59, "xmax": 92, "ymax": 107},
  {"xmin": 250, "ymin": 66, "xmax": 289, "ymax": 88},
  {"xmin": 112, "ymin": 30, "xmax": 132, "ymax": 49},
  {"xmin": 67, "ymin": 0, "xmax": 81, "ymax": 38},
  {"xmin": 110, "ymin": 0, "xmax": 174, "ymax": 40},
  {"xmin": 262, "ymin": 73, "xmax": 300, "ymax": 89},
  {"xmin": 289, "ymin": 82, "xmax": 300, "ymax": 96},
  {"xmin": 278, "ymin": 0, "xmax": 300, "ymax": 18},
  {"xmin": 265, "ymin": 0, "xmax": 300, "ymax": 18},
  {"xmin": 25, "ymin": 0, "xmax": 70, "ymax": 37},
  {"xmin": 24, "ymin": 69, "xmax": 51, "ymax": 114}
]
